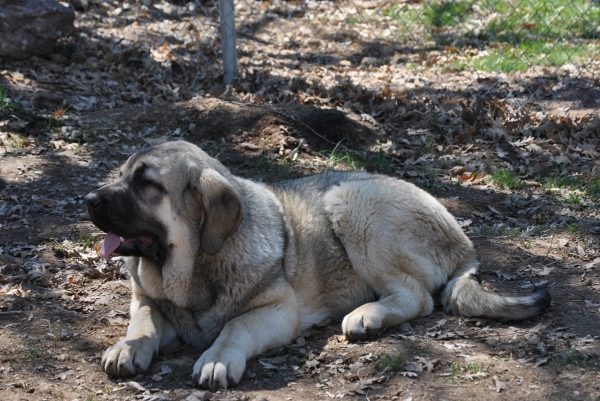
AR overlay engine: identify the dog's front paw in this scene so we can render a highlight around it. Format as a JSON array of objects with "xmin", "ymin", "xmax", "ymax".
[
  {"xmin": 342, "ymin": 304, "xmax": 384, "ymax": 341},
  {"xmin": 102, "ymin": 339, "xmax": 155, "ymax": 377},
  {"xmin": 192, "ymin": 347, "xmax": 246, "ymax": 389}
]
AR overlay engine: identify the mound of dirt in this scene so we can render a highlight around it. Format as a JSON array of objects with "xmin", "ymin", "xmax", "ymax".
[{"xmin": 188, "ymin": 98, "xmax": 384, "ymax": 149}]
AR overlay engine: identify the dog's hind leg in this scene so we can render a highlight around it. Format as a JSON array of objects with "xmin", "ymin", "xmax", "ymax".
[
  {"xmin": 341, "ymin": 273, "xmax": 433, "ymax": 340},
  {"xmin": 324, "ymin": 181, "xmax": 438, "ymax": 340}
]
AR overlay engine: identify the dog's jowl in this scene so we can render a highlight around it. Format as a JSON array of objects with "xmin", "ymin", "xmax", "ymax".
[{"xmin": 86, "ymin": 140, "xmax": 551, "ymax": 389}]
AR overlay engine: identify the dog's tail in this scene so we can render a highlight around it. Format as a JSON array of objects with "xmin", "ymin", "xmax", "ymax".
[{"xmin": 441, "ymin": 263, "xmax": 551, "ymax": 321}]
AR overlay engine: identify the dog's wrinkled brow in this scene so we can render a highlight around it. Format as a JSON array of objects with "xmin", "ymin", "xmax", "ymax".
[
  {"xmin": 142, "ymin": 165, "xmax": 161, "ymax": 182},
  {"xmin": 128, "ymin": 161, "xmax": 163, "ymax": 182}
]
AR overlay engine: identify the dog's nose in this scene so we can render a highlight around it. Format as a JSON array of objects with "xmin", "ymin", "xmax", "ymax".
[{"xmin": 85, "ymin": 192, "xmax": 102, "ymax": 208}]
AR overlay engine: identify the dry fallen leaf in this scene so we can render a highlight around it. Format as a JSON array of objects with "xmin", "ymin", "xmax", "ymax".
[
  {"xmin": 414, "ymin": 356, "xmax": 438, "ymax": 372},
  {"xmin": 491, "ymin": 375, "xmax": 508, "ymax": 392}
]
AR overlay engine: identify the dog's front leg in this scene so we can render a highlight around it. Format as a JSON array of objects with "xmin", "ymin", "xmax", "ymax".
[
  {"xmin": 192, "ymin": 279, "xmax": 299, "ymax": 389},
  {"xmin": 102, "ymin": 285, "xmax": 176, "ymax": 377}
]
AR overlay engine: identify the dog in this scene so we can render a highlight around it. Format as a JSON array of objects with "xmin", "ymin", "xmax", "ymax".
[{"xmin": 85, "ymin": 140, "xmax": 550, "ymax": 389}]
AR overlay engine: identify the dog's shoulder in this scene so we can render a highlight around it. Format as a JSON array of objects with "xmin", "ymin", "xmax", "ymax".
[{"xmin": 214, "ymin": 175, "xmax": 288, "ymax": 270}]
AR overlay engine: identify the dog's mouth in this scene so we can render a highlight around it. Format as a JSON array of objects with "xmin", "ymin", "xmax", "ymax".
[{"xmin": 100, "ymin": 232, "xmax": 160, "ymax": 258}]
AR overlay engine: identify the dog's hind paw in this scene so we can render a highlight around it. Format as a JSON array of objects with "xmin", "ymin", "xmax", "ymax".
[
  {"xmin": 102, "ymin": 339, "xmax": 154, "ymax": 377},
  {"xmin": 342, "ymin": 305, "xmax": 384, "ymax": 341},
  {"xmin": 192, "ymin": 347, "xmax": 246, "ymax": 389}
]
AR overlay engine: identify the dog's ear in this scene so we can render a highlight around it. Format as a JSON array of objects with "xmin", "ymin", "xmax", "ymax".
[{"xmin": 190, "ymin": 168, "xmax": 243, "ymax": 255}]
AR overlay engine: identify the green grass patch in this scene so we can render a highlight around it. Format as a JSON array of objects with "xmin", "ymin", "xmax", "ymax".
[
  {"xmin": 201, "ymin": 140, "xmax": 225, "ymax": 158},
  {"xmin": 357, "ymin": 0, "xmax": 600, "ymax": 72},
  {"xmin": 587, "ymin": 180, "xmax": 600, "ymax": 199},
  {"xmin": 492, "ymin": 168, "xmax": 524, "ymax": 190},
  {"xmin": 278, "ymin": 346, "xmax": 308, "ymax": 366},
  {"xmin": 422, "ymin": 180, "xmax": 445, "ymax": 194},
  {"xmin": 366, "ymin": 149, "xmax": 393, "ymax": 172},
  {"xmin": 582, "ymin": 173, "xmax": 600, "ymax": 200},
  {"xmin": 167, "ymin": 364, "xmax": 191, "ymax": 382},
  {"xmin": 464, "ymin": 40, "xmax": 600, "ymax": 72},
  {"xmin": 478, "ymin": 0, "xmax": 600, "ymax": 42},
  {"xmin": 423, "ymin": 0, "xmax": 476, "ymax": 27},
  {"xmin": 0, "ymin": 86, "xmax": 18, "ymax": 110},
  {"xmin": 564, "ymin": 192, "xmax": 583, "ymax": 204},
  {"xmin": 447, "ymin": 362, "xmax": 487, "ymax": 383},
  {"xmin": 372, "ymin": 353, "xmax": 405, "ymax": 375},
  {"xmin": 469, "ymin": 47, "xmax": 529, "ymax": 72},
  {"xmin": 28, "ymin": 344, "xmax": 48, "ymax": 360},
  {"xmin": 320, "ymin": 141, "xmax": 367, "ymax": 171},
  {"xmin": 382, "ymin": 5, "xmax": 420, "ymax": 25},
  {"xmin": 7, "ymin": 133, "xmax": 25, "ymax": 149},
  {"xmin": 466, "ymin": 362, "xmax": 486, "ymax": 373},
  {"xmin": 326, "ymin": 150, "xmax": 366, "ymax": 170},
  {"xmin": 243, "ymin": 155, "xmax": 293, "ymax": 176},
  {"xmin": 541, "ymin": 172, "xmax": 600, "ymax": 200},
  {"xmin": 80, "ymin": 235, "xmax": 93, "ymax": 251},
  {"xmin": 415, "ymin": 167, "xmax": 446, "ymax": 194},
  {"xmin": 381, "ymin": 0, "xmax": 600, "ymax": 42},
  {"xmin": 45, "ymin": 109, "xmax": 65, "ymax": 136},
  {"xmin": 543, "ymin": 173, "xmax": 580, "ymax": 191},
  {"xmin": 551, "ymin": 349, "xmax": 594, "ymax": 371}
]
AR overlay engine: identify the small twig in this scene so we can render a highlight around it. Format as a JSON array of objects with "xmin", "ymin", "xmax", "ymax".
[
  {"xmin": 546, "ymin": 231, "xmax": 555, "ymax": 258},
  {"xmin": 429, "ymin": 385, "xmax": 464, "ymax": 388},
  {"xmin": 42, "ymin": 318, "xmax": 52, "ymax": 334},
  {"xmin": 401, "ymin": 109, "xmax": 428, "ymax": 119},
  {"xmin": 542, "ymin": 259, "xmax": 561, "ymax": 269},
  {"xmin": 0, "ymin": 311, "xmax": 23, "ymax": 316}
]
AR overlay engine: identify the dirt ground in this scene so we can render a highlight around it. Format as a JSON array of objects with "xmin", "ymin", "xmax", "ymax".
[
  {"xmin": 0, "ymin": 97, "xmax": 599, "ymax": 401},
  {"xmin": 1, "ymin": 1, "xmax": 600, "ymax": 400}
]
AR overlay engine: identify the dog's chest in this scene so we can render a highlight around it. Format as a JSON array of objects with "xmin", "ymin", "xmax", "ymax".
[
  {"xmin": 153, "ymin": 299, "xmax": 223, "ymax": 348},
  {"xmin": 134, "ymin": 259, "xmax": 228, "ymax": 347},
  {"xmin": 136, "ymin": 258, "xmax": 218, "ymax": 310},
  {"xmin": 135, "ymin": 259, "xmax": 191, "ymax": 308}
]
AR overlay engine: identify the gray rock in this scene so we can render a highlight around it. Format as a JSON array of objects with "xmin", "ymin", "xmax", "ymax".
[
  {"xmin": 399, "ymin": 322, "xmax": 412, "ymax": 332},
  {"xmin": 190, "ymin": 391, "xmax": 213, "ymax": 400},
  {"xmin": 0, "ymin": 0, "xmax": 75, "ymax": 60},
  {"xmin": 360, "ymin": 56, "xmax": 378, "ymax": 67}
]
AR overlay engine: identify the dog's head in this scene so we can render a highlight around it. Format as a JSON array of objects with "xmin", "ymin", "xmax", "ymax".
[{"xmin": 85, "ymin": 141, "xmax": 244, "ymax": 261}]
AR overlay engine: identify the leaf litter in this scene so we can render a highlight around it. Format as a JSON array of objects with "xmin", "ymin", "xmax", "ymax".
[{"xmin": 0, "ymin": 1, "xmax": 599, "ymax": 400}]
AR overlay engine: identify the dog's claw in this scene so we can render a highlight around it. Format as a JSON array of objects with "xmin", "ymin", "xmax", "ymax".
[
  {"xmin": 102, "ymin": 339, "xmax": 153, "ymax": 378},
  {"xmin": 193, "ymin": 348, "xmax": 245, "ymax": 390}
]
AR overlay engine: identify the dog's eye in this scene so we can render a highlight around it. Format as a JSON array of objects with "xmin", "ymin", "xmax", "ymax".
[
  {"xmin": 137, "ymin": 176, "xmax": 165, "ymax": 192},
  {"xmin": 138, "ymin": 176, "xmax": 153, "ymax": 186}
]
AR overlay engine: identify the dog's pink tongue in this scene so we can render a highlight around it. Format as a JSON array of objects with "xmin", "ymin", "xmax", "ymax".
[{"xmin": 100, "ymin": 232, "xmax": 121, "ymax": 258}]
